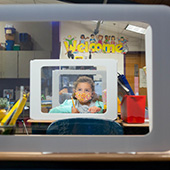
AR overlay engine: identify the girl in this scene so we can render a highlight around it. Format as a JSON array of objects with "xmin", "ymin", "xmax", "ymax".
[
  {"xmin": 97, "ymin": 35, "xmax": 103, "ymax": 45},
  {"xmin": 89, "ymin": 34, "xmax": 96, "ymax": 44},
  {"xmin": 104, "ymin": 35, "xmax": 110, "ymax": 44},
  {"xmin": 49, "ymin": 76, "xmax": 103, "ymax": 113},
  {"xmin": 110, "ymin": 35, "xmax": 116, "ymax": 45},
  {"xmin": 79, "ymin": 34, "xmax": 89, "ymax": 44}
]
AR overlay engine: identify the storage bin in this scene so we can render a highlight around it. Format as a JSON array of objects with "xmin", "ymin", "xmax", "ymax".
[
  {"xmin": 19, "ymin": 33, "xmax": 31, "ymax": 42},
  {"xmin": 13, "ymin": 44, "xmax": 20, "ymax": 51},
  {"xmin": 5, "ymin": 40, "xmax": 14, "ymax": 50},
  {"xmin": 121, "ymin": 95, "xmax": 146, "ymax": 123}
]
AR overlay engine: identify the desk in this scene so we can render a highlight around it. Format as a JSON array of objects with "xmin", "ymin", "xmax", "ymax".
[
  {"xmin": 27, "ymin": 119, "xmax": 149, "ymax": 135},
  {"xmin": 27, "ymin": 119, "xmax": 55, "ymax": 134},
  {"xmin": 27, "ymin": 119, "xmax": 123, "ymax": 134},
  {"xmin": 0, "ymin": 151, "xmax": 169, "ymax": 161},
  {"xmin": 0, "ymin": 152, "xmax": 170, "ymax": 170},
  {"xmin": 27, "ymin": 119, "xmax": 54, "ymax": 123},
  {"xmin": 27, "ymin": 119, "xmax": 122, "ymax": 124},
  {"xmin": 121, "ymin": 121, "xmax": 149, "ymax": 135},
  {"xmin": 121, "ymin": 121, "xmax": 149, "ymax": 127}
]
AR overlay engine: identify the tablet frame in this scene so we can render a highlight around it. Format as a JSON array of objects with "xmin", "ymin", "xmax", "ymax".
[{"xmin": 30, "ymin": 59, "xmax": 117, "ymax": 120}]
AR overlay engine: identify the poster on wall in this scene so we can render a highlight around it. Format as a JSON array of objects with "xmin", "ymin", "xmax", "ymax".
[
  {"xmin": 3, "ymin": 89, "xmax": 14, "ymax": 99},
  {"xmin": 60, "ymin": 21, "xmax": 126, "ymax": 74},
  {"xmin": 63, "ymin": 34, "xmax": 128, "ymax": 59},
  {"xmin": 139, "ymin": 68, "xmax": 147, "ymax": 88}
]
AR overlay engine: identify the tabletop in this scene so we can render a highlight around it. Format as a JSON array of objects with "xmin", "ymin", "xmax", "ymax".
[{"xmin": 0, "ymin": 151, "xmax": 170, "ymax": 162}]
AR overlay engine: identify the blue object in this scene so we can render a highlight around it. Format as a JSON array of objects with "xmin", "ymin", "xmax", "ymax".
[
  {"xmin": 19, "ymin": 33, "xmax": 31, "ymax": 42},
  {"xmin": 5, "ymin": 40, "xmax": 14, "ymax": 50},
  {"xmin": 46, "ymin": 118, "xmax": 123, "ymax": 135},
  {"xmin": 118, "ymin": 73, "xmax": 135, "ymax": 95},
  {"xmin": 4, "ymin": 27, "xmax": 16, "ymax": 34},
  {"xmin": 49, "ymin": 99, "xmax": 103, "ymax": 114}
]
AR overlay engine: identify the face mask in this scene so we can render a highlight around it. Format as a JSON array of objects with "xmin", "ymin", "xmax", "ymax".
[{"xmin": 75, "ymin": 91, "xmax": 92, "ymax": 103}]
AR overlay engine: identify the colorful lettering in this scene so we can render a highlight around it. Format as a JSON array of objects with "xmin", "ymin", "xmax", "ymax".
[{"xmin": 64, "ymin": 41, "xmax": 123, "ymax": 53}]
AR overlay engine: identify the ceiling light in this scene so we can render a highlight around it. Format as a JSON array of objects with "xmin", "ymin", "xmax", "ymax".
[
  {"xmin": 92, "ymin": 20, "xmax": 98, "ymax": 23},
  {"xmin": 125, "ymin": 24, "xmax": 146, "ymax": 34}
]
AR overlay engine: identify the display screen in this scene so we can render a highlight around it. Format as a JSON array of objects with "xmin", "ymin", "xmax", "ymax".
[
  {"xmin": 41, "ymin": 66, "xmax": 107, "ymax": 114},
  {"xmin": 1, "ymin": 4, "xmax": 169, "ymax": 153},
  {"xmin": 0, "ymin": 20, "xmax": 149, "ymax": 136}
]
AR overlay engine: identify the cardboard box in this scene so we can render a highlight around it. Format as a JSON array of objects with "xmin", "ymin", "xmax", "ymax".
[
  {"xmin": 5, "ymin": 34, "xmax": 15, "ymax": 40},
  {"xmin": 121, "ymin": 95, "xmax": 146, "ymax": 123}
]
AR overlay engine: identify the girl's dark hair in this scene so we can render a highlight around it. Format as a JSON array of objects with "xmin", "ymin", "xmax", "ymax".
[
  {"xmin": 80, "ymin": 34, "xmax": 85, "ymax": 39},
  {"xmin": 72, "ymin": 76, "xmax": 99, "ymax": 102}
]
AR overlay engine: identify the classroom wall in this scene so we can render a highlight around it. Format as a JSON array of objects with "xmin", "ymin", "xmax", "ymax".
[
  {"xmin": 0, "ymin": 22, "xmax": 52, "ymax": 51},
  {"xmin": 0, "ymin": 21, "xmax": 145, "ymax": 98},
  {"xmin": 0, "ymin": 22, "xmax": 54, "ymax": 98},
  {"xmin": 60, "ymin": 21, "xmax": 139, "ymax": 74}
]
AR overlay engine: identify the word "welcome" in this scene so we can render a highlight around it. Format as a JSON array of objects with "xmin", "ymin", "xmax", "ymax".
[{"xmin": 64, "ymin": 40, "xmax": 124, "ymax": 53}]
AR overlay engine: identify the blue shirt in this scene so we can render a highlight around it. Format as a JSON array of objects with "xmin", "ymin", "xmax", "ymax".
[{"xmin": 49, "ymin": 99, "xmax": 104, "ymax": 113}]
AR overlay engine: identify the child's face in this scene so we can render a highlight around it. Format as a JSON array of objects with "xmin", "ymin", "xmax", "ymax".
[
  {"xmin": 68, "ymin": 35, "xmax": 72, "ymax": 40},
  {"xmin": 75, "ymin": 82, "xmax": 93, "ymax": 104},
  {"xmin": 99, "ymin": 35, "xmax": 102, "ymax": 40},
  {"xmin": 81, "ymin": 35, "xmax": 85, "ymax": 39}
]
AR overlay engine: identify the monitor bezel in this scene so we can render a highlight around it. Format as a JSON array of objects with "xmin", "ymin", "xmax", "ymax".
[
  {"xmin": 0, "ymin": 4, "xmax": 169, "ymax": 152},
  {"xmin": 30, "ymin": 59, "xmax": 117, "ymax": 120},
  {"xmin": 52, "ymin": 69, "xmax": 106, "ymax": 108}
]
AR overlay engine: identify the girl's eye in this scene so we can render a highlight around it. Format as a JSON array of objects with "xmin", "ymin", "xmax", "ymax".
[
  {"xmin": 77, "ymin": 88, "xmax": 82, "ymax": 91},
  {"xmin": 85, "ymin": 89, "xmax": 89, "ymax": 92}
]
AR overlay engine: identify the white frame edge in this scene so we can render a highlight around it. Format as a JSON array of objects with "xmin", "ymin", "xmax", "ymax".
[{"xmin": 30, "ymin": 59, "xmax": 117, "ymax": 121}]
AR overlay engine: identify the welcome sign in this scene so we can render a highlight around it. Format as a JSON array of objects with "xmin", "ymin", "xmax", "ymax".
[{"xmin": 63, "ymin": 34, "xmax": 128, "ymax": 54}]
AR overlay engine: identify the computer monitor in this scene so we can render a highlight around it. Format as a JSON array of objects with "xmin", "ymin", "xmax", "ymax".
[
  {"xmin": 52, "ymin": 69, "xmax": 106, "ymax": 108},
  {"xmin": 0, "ymin": 4, "xmax": 169, "ymax": 153},
  {"xmin": 30, "ymin": 59, "xmax": 117, "ymax": 120}
]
